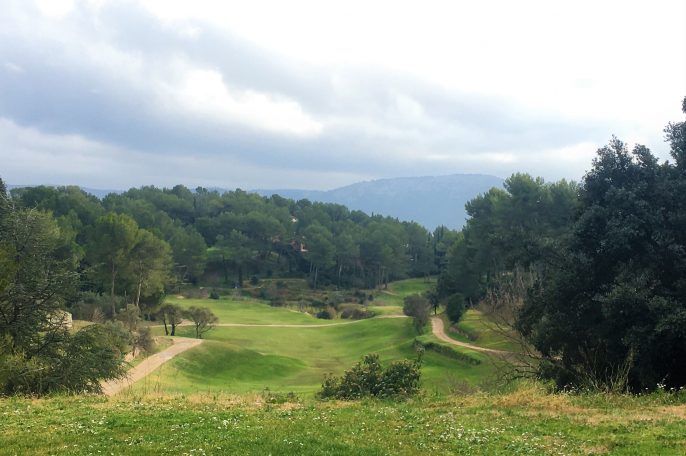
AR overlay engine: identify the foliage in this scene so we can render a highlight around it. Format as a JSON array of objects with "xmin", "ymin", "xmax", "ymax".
[
  {"xmin": 402, "ymin": 294, "xmax": 430, "ymax": 333},
  {"xmin": 318, "ymin": 353, "xmax": 421, "ymax": 400},
  {"xmin": 0, "ymin": 322, "xmax": 128, "ymax": 395},
  {"xmin": 445, "ymin": 293, "xmax": 466, "ymax": 323},
  {"xmin": 85, "ymin": 213, "xmax": 139, "ymax": 316},
  {"xmin": 518, "ymin": 99, "xmax": 686, "ymax": 392},
  {"xmin": 12, "ymin": 182, "xmax": 455, "ymax": 294},
  {"xmin": 184, "ymin": 306, "xmax": 218, "ymax": 339},
  {"xmin": 157, "ymin": 303, "xmax": 184, "ymax": 336},
  {"xmin": 437, "ymin": 174, "xmax": 578, "ymax": 303}
]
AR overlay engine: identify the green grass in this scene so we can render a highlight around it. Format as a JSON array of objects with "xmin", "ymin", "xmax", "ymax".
[
  {"xmin": 386, "ymin": 277, "xmax": 436, "ymax": 296},
  {"xmin": 131, "ymin": 281, "xmax": 505, "ymax": 396},
  {"xmin": 372, "ymin": 277, "xmax": 436, "ymax": 308},
  {"xmin": 165, "ymin": 295, "xmax": 336, "ymax": 325},
  {"xmin": 443, "ymin": 310, "xmax": 524, "ymax": 353},
  {"xmin": 2, "ymin": 384, "xmax": 685, "ymax": 455},
  {"xmin": 135, "ymin": 317, "xmax": 495, "ymax": 395}
]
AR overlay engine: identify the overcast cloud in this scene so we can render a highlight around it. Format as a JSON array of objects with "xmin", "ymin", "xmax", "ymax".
[{"xmin": 1, "ymin": 0, "xmax": 685, "ymax": 190}]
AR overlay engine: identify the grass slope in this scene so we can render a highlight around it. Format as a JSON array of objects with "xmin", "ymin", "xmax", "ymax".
[
  {"xmin": 2, "ymin": 384, "xmax": 685, "ymax": 455},
  {"xmin": 165, "ymin": 295, "xmax": 335, "ymax": 325},
  {"xmin": 137, "ymin": 279, "xmax": 508, "ymax": 395},
  {"xmin": 137, "ymin": 317, "xmax": 495, "ymax": 395},
  {"xmin": 442, "ymin": 310, "xmax": 523, "ymax": 352}
]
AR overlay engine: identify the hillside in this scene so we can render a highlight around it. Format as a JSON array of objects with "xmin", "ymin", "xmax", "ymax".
[{"xmin": 254, "ymin": 173, "xmax": 504, "ymax": 229}]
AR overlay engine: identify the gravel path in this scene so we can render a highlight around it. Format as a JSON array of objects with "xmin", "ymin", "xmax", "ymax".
[
  {"xmin": 101, "ymin": 337, "xmax": 203, "ymax": 396},
  {"xmin": 430, "ymin": 316, "xmax": 509, "ymax": 355}
]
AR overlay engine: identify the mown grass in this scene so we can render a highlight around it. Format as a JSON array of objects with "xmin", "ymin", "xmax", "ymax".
[
  {"xmin": 2, "ymin": 383, "xmax": 685, "ymax": 455},
  {"xmin": 165, "ymin": 295, "xmax": 335, "ymax": 325},
  {"xmin": 372, "ymin": 277, "xmax": 436, "ymax": 308},
  {"xmin": 136, "ymin": 317, "xmax": 496, "ymax": 395},
  {"xmin": 128, "ymin": 280, "xmax": 509, "ymax": 396},
  {"xmin": 443, "ymin": 310, "xmax": 523, "ymax": 353}
]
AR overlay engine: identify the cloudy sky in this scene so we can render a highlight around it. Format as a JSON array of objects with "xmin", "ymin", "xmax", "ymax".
[{"xmin": 1, "ymin": 0, "xmax": 685, "ymax": 190}]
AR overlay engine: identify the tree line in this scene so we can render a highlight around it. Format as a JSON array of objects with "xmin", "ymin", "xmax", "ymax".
[{"xmin": 7, "ymin": 183, "xmax": 458, "ymax": 320}]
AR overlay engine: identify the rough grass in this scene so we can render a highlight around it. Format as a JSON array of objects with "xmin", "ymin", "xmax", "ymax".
[{"xmin": 2, "ymin": 383, "xmax": 685, "ymax": 455}]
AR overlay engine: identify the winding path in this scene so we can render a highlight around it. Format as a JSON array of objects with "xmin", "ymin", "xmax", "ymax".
[
  {"xmin": 101, "ymin": 337, "xmax": 203, "ymax": 396},
  {"xmin": 430, "ymin": 316, "xmax": 509, "ymax": 355}
]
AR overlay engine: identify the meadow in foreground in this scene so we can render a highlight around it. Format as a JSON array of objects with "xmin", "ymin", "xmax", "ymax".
[{"xmin": 2, "ymin": 383, "xmax": 685, "ymax": 455}]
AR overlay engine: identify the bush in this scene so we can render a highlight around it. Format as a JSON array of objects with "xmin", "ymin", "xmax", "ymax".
[
  {"xmin": 339, "ymin": 304, "xmax": 375, "ymax": 320},
  {"xmin": 446, "ymin": 293, "xmax": 466, "ymax": 323},
  {"xmin": 209, "ymin": 290, "xmax": 220, "ymax": 300},
  {"xmin": 318, "ymin": 353, "xmax": 422, "ymax": 400},
  {"xmin": 403, "ymin": 294, "xmax": 430, "ymax": 333},
  {"xmin": 0, "ymin": 323, "xmax": 129, "ymax": 395},
  {"xmin": 316, "ymin": 307, "xmax": 336, "ymax": 320},
  {"xmin": 70, "ymin": 292, "xmax": 121, "ymax": 320}
]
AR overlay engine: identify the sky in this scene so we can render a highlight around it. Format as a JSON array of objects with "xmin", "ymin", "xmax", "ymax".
[{"xmin": 1, "ymin": 0, "xmax": 685, "ymax": 190}]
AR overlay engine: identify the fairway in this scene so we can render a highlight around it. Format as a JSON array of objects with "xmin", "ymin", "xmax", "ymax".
[
  {"xmin": 130, "ymin": 285, "xmax": 499, "ymax": 396},
  {"xmin": 165, "ymin": 295, "xmax": 338, "ymax": 325}
]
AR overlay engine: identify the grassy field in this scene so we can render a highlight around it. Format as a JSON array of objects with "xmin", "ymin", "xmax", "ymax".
[
  {"xmin": 2, "ymin": 280, "xmax": 683, "ymax": 454},
  {"xmin": 135, "ymin": 317, "xmax": 496, "ymax": 395},
  {"xmin": 442, "ymin": 310, "xmax": 524, "ymax": 352},
  {"xmin": 165, "ymin": 295, "xmax": 336, "ymax": 325},
  {"xmin": 2, "ymin": 383, "xmax": 685, "ymax": 455},
  {"xmin": 369, "ymin": 277, "xmax": 436, "ymax": 315}
]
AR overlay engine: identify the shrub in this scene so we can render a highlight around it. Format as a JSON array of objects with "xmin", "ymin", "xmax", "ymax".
[
  {"xmin": 316, "ymin": 307, "xmax": 336, "ymax": 320},
  {"xmin": 403, "ymin": 294, "xmax": 430, "ymax": 333},
  {"xmin": 339, "ymin": 305, "xmax": 375, "ymax": 320},
  {"xmin": 209, "ymin": 290, "xmax": 220, "ymax": 300},
  {"xmin": 446, "ymin": 293, "xmax": 466, "ymax": 323},
  {"xmin": 318, "ymin": 353, "xmax": 422, "ymax": 400}
]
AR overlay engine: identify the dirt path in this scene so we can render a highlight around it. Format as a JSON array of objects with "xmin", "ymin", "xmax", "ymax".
[
  {"xmin": 430, "ymin": 317, "xmax": 509, "ymax": 355},
  {"xmin": 101, "ymin": 337, "xmax": 203, "ymax": 396}
]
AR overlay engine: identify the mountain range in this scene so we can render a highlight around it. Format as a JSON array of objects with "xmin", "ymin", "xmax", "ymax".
[{"xmin": 254, "ymin": 174, "xmax": 504, "ymax": 230}]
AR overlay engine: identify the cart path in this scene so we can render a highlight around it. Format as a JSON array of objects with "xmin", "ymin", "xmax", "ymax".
[
  {"xmin": 101, "ymin": 337, "xmax": 203, "ymax": 396},
  {"xmin": 430, "ymin": 317, "xmax": 509, "ymax": 355}
]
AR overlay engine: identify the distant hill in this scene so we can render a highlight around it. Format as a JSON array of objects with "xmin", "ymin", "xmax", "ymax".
[{"xmin": 254, "ymin": 174, "xmax": 504, "ymax": 230}]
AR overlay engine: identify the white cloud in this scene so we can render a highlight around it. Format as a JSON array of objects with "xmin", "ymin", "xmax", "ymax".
[
  {"xmin": 2, "ymin": 0, "xmax": 684, "ymax": 189},
  {"xmin": 169, "ymin": 68, "xmax": 323, "ymax": 136}
]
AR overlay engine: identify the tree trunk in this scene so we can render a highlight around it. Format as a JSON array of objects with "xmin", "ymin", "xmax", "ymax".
[
  {"xmin": 135, "ymin": 276, "xmax": 143, "ymax": 308},
  {"xmin": 110, "ymin": 264, "xmax": 117, "ymax": 316},
  {"xmin": 221, "ymin": 254, "xmax": 229, "ymax": 284},
  {"xmin": 162, "ymin": 316, "xmax": 169, "ymax": 336},
  {"xmin": 171, "ymin": 322, "xmax": 176, "ymax": 336}
]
